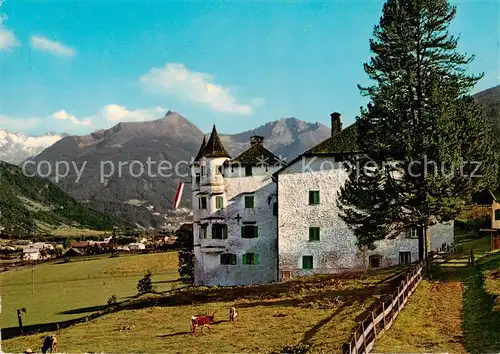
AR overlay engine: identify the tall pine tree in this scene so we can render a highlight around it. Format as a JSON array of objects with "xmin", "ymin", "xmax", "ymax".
[{"xmin": 338, "ymin": 0, "xmax": 497, "ymax": 268}]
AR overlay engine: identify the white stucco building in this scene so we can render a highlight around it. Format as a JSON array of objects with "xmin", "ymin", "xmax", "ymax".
[
  {"xmin": 191, "ymin": 126, "xmax": 283, "ymax": 286},
  {"xmin": 275, "ymin": 113, "xmax": 454, "ymax": 279},
  {"xmin": 191, "ymin": 115, "xmax": 454, "ymax": 286}
]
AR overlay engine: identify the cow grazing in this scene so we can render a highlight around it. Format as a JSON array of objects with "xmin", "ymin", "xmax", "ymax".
[
  {"xmin": 41, "ymin": 334, "xmax": 58, "ymax": 353},
  {"xmin": 229, "ymin": 307, "xmax": 238, "ymax": 323},
  {"xmin": 190, "ymin": 313, "xmax": 215, "ymax": 336}
]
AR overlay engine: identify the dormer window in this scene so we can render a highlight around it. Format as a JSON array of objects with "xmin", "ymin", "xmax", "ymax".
[{"xmin": 200, "ymin": 166, "xmax": 206, "ymax": 176}]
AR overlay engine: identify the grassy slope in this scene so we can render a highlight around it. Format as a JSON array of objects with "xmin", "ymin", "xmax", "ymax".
[
  {"xmin": 2, "ymin": 264, "xmax": 408, "ymax": 353},
  {"xmin": 0, "ymin": 161, "xmax": 120, "ymax": 234},
  {"xmin": 375, "ymin": 237, "xmax": 500, "ymax": 353},
  {"xmin": 0, "ymin": 252, "xmax": 180, "ymax": 329}
]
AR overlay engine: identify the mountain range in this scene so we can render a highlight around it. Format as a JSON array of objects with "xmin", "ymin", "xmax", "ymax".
[
  {"xmin": 4, "ymin": 85, "xmax": 499, "ymax": 230},
  {"xmin": 0, "ymin": 130, "xmax": 65, "ymax": 165},
  {"xmin": 25, "ymin": 112, "xmax": 331, "ymax": 228}
]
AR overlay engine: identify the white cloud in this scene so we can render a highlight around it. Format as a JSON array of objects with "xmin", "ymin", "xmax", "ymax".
[
  {"xmin": 98, "ymin": 104, "xmax": 165, "ymax": 122},
  {"xmin": 52, "ymin": 110, "xmax": 92, "ymax": 126},
  {"xmin": 30, "ymin": 36, "xmax": 75, "ymax": 57},
  {"xmin": 0, "ymin": 116, "xmax": 41, "ymax": 131},
  {"xmin": 2, "ymin": 105, "xmax": 167, "ymax": 135},
  {"xmin": 0, "ymin": 14, "xmax": 20, "ymax": 51},
  {"xmin": 140, "ymin": 63, "xmax": 262, "ymax": 115}
]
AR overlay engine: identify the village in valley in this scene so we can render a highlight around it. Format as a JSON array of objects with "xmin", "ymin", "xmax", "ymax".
[{"xmin": 0, "ymin": 0, "xmax": 499, "ymax": 353}]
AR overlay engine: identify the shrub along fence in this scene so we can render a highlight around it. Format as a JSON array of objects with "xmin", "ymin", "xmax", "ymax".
[{"xmin": 342, "ymin": 262, "xmax": 423, "ymax": 354}]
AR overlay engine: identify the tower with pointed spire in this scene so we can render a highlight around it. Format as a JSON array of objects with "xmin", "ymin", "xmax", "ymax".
[{"xmin": 191, "ymin": 124, "xmax": 286, "ymax": 286}]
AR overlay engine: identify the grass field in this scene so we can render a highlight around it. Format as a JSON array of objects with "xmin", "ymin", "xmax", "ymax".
[
  {"xmin": 375, "ymin": 237, "xmax": 500, "ymax": 354},
  {"xmin": 0, "ymin": 252, "xmax": 180, "ymax": 331},
  {"xmin": 1, "ymin": 262, "xmax": 408, "ymax": 353}
]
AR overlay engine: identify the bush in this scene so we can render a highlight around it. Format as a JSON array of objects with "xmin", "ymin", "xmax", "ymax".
[
  {"xmin": 175, "ymin": 227, "xmax": 194, "ymax": 284},
  {"xmin": 107, "ymin": 294, "xmax": 117, "ymax": 305},
  {"xmin": 137, "ymin": 270, "xmax": 154, "ymax": 294}
]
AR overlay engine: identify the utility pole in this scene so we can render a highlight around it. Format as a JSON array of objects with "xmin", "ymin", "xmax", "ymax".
[{"xmin": 31, "ymin": 261, "xmax": 35, "ymax": 294}]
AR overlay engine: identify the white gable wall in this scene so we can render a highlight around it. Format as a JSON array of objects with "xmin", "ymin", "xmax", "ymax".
[{"xmin": 277, "ymin": 156, "xmax": 454, "ymax": 278}]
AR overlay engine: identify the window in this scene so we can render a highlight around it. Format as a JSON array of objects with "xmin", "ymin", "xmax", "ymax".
[
  {"xmin": 495, "ymin": 210, "xmax": 500, "ymax": 220},
  {"xmin": 241, "ymin": 225, "xmax": 258, "ymax": 238},
  {"xmin": 309, "ymin": 190, "xmax": 320, "ymax": 205},
  {"xmin": 399, "ymin": 252, "xmax": 411, "ymax": 265},
  {"xmin": 220, "ymin": 253, "xmax": 236, "ymax": 265},
  {"xmin": 369, "ymin": 255, "xmax": 381, "ymax": 268},
  {"xmin": 309, "ymin": 227, "xmax": 320, "ymax": 242},
  {"xmin": 212, "ymin": 224, "xmax": 228, "ymax": 239},
  {"xmin": 215, "ymin": 165, "xmax": 222, "ymax": 175},
  {"xmin": 245, "ymin": 165, "xmax": 253, "ymax": 176},
  {"xmin": 199, "ymin": 196, "xmax": 207, "ymax": 209},
  {"xmin": 216, "ymin": 196, "xmax": 224, "ymax": 210},
  {"xmin": 200, "ymin": 166, "xmax": 206, "ymax": 176},
  {"xmin": 195, "ymin": 175, "xmax": 200, "ymax": 186},
  {"xmin": 244, "ymin": 195, "xmax": 255, "ymax": 209},
  {"xmin": 242, "ymin": 253, "xmax": 260, "ymax": 265},
  {"xmin": 199, "ymin": 225, "xmax": 207, "ymax": 239},
  {"xmin": 302, "ymin": 256, "xmax": 313, "ymax": 270},
  {"xmin": 406, "ymin": 228, "xmax": 421, "ymax": 239}
]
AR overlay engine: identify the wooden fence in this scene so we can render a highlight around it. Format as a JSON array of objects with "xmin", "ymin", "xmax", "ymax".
[{"xmin": 342, "ymin": 262, "xmax": 423, "ymax": 354}]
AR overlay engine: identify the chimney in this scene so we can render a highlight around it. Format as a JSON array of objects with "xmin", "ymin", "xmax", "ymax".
[
  {"xmin": 250, "ymin": 135, "xmax": 264, "ymax": 146},
  {"xmin": 330, "ymin": 112, "xmax": 342, "ymax": 136}
]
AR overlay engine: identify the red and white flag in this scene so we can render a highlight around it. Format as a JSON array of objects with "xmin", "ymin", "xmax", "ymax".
[{"xmin": 174, "ymin": 182, "xmax": 184, "ymax": 209}]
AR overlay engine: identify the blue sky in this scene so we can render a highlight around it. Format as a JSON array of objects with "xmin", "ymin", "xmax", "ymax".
[{"xmin": 0, "ymin": 0, "xmax": 498, "ymax": 136}]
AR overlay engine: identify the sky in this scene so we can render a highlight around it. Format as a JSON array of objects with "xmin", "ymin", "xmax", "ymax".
[{"xmin": 0, "ymin": 0, "xmax": 498, "ymax": 136}]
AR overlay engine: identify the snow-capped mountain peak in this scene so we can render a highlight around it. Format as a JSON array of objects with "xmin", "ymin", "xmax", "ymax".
[{"xmin": 0, "ymin": 130, "xmax": 65, "ymax": 165}]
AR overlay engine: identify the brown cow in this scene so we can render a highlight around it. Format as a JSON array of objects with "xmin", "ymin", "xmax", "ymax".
[
  {"xmin": 41, "ymin": 334, "xmax": 58, "ymax": 353},
  {"xmin": 190, "ymin": 313, "xmax": 215, "ymax": 336}
]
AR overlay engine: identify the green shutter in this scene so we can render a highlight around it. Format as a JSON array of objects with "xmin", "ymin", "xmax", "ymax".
[
  {"xmin": 216, "ymin": 196, "xmax": 223, "ymax": 209},
  {"xmin": 309, "ymin": 227, "xmax": 320, "ymax": 241},
  {"xmin": 241, "ymin": 226, "xmax": 244, "ymax": 238},
  {"xmin": 254, "ymin": 254, "xmax": 260, "ymax": 265},
  {"xmin": 231, "ymin": 254, "xmax": 237, "ymax": 265},
  {"xmin": 223, "ymin": 226, "xmax": 228, "ymax": 239},
  {"xmin": 245, "ymin": 196, "xmax": 254, "ymax": 208},
  {"xmin": 309, "ymin": 191, "xmax": 319, "ymax": 205},
  {"xmin": 303, "ymin": 256, "xmax": 313, "ymax": 270},
  {"xmin": 254, "ymin": 226, "xmax": 258, "ymax": 238},
  {"xmin": 242, "ymin": 253, "xmax": 247, "ymax": 265}
]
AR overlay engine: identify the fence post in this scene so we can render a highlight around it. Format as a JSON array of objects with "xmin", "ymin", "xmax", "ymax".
[
  {"xmin": 354, "ymin": 328, "xmax": 358, "ymax": 354},
  {"xmin": 382, "ymin": 301, "xmax": 387, "ymax": 331},
  {"xmin": 371, "ymin": 311, "xmax": 377, "ymax": 338},
  {"xmin": 361, "ymin": 321, "xmax": 367, "ymax": 353}
]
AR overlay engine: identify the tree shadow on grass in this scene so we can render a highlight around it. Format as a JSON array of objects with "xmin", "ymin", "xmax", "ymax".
[
  {"xmin": 58, "ymin": 304, "xmax": 112, "ymax": 315},
  {"xmin": 462, "ymin": 254, "xmax": 500, "ymax": 353},
  {"xmin": 157, "ymin": 331, "xmax": 192, "ymax": 338}
]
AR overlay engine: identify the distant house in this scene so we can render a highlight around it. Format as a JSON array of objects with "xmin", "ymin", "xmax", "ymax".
[
  {"xmin": 477, "ymin": 190, "xmax": 500, "ymax": 250},
  {"xmin": 64, "ymin": 248, "xmax": 83, "ymax": 257},
  {"xmin": 71, "ymin": 241, "xmax": 92, "ymax": 249},
  {"xmin": 23, "ymin": 248, "xmax": 40, "ymax": 260},
  {"xmin": 128, "ymin": 243, "xmax": 146, "ymax": 250}
]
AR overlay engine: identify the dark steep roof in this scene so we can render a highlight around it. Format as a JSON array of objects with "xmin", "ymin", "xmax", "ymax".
[
  {"xmin": 200, "ymin": 125, "xmax": 231, "ymax": 158},
  {"xmin": 229, "ymin": 143, "xmax": 285, "ymax": 166},
  {"xmin": 194, "ymin": 136, "xmax": 207, "ymax": 162},
  {"xmin": 273, "ymin": 122, "xmax": 359, "ymax": 178},
  {"xmin": 304, "ymin": 123, "xmax": 359, "ymax": 155}
]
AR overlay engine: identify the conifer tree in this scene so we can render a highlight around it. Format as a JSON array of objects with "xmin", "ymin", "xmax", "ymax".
[{"xmin": 338, "ymin": 0, "xmax": 497, "ymax": 267}]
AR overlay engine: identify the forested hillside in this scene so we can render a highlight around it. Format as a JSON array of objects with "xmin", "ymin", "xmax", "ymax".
[{"xmin": 0, "ymin": 161, "xmax": 120, "ymax": 235}]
